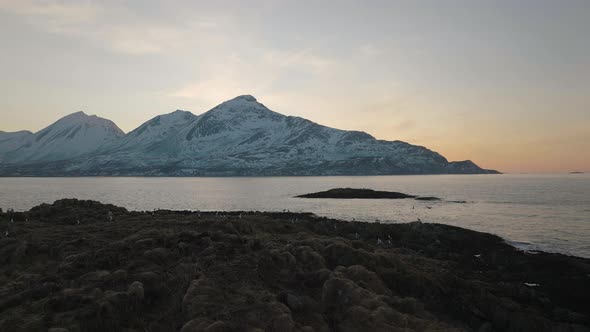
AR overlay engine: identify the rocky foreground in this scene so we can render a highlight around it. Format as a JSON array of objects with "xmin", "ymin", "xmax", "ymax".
[{"xmin": 0, "ymin": 200, "xmax": 588, "ymax": 332}]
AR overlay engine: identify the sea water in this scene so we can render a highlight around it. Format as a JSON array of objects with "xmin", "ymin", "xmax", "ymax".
[{"xmin": 1, "ymin": 174, "xmax": 588, "ymax": 258}]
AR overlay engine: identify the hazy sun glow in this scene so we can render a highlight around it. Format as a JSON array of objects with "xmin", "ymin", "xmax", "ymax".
[{"xmin": 1, "ymin": 0, "xmax": 588, "ymax": 173}]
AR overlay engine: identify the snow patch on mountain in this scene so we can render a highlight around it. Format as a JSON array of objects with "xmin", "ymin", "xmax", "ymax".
[
  {"xmin": 0, "ymin": 131, "xmax": 34, "ymax": 162},
  {"xmin": 1, "ymin": 111, "xmax": 124, "ymax": 162},
  {"xmin": 100, "ymin": 110, "xmax": 197, "ymax": 155}
]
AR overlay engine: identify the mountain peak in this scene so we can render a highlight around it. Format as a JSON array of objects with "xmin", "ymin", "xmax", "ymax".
[
  {"xmin": 233, "ymin": 95, "xmax": 257, "ymax": 102},
  {"xmin": 204, "ymin": 95, "xmax": 267, "ymax": 115},
  {"xmin": 1, "ymin": 110, "xmax": 124, "ymax": 163},
  {"xmin": 202, "ymin": 95, "xmax": 284, "ymax": 124},
  {"xmin": 123, "ymin": 109, "xmax": 197, "ymax": 142},
  {"xmin": 60, "ymin": 111, "xmax": 111, "ymax": 125},
  {"xmin": 65, "ymin": 111, "xmax": 88, "ymax": 118},
  {"xmin": 53, "ymin": 111, "xmax": 121, "ymax": 130},
  {"xmin": 163, "ymin": 109, "xmax": 195, "ymax": 118},
  {"xmin": 218, "ymin": 95, "xmax": 261, "ymax": 108}
]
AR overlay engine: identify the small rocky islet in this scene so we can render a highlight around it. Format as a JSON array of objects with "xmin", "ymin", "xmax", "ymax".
[
  {"xmin": 1, "ymin": 199, "xmax": 589, "ymax": 332},
  {"xmin": 296, "ymin": 188, "xmax": 441, "ymax": 201}
]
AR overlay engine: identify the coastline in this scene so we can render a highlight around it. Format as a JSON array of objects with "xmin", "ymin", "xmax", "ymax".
[{"xmin": 1, "ymin": 199, "xmax": 588, "ymax": 331}]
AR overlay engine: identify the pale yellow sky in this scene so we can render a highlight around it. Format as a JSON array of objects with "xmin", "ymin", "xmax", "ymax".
[{"xmin": 1, "ymin": 1, "xmax": 589, "ymax": 173}]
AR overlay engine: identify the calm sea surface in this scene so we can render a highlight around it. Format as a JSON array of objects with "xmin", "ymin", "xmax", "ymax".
[{"xmin": 1, "ymin": 174, "xmax": 589, "ymax": 258}]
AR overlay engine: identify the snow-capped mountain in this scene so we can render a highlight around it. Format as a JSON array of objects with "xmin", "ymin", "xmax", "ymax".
[
  {"xmin": 0, "ymin": 130, "xmax": 33, "ymax": 160},
  {"xmin": 0, "ymin": 96, "xmax": 499, "ymax": 175},
  {"xmin": 0, "ymin": 111, "xmax": 124, "ymax": 163},
  {"xmin": 99, "ymin": 109, "xmax": 197, "ymax": 155}
]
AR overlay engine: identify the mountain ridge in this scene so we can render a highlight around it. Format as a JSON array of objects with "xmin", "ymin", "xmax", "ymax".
[
  {"xmin": 0, "ymin": 111, "xmax": 124, "ymax": 163},
  {"xmin": 0, "ymin": 95, "xmax": 500, "ymax": 176}
]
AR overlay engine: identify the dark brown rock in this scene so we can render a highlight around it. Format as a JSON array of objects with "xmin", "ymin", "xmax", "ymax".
[{"xmin": 0, "ymin": 199, "xmax": 587, "ymax": 332}]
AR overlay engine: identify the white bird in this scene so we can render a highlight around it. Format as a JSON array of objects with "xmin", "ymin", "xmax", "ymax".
[
  {"xmin": 355, "ymin": 232, "xmax": 360, "ymax": 240},
  {"xmin": 377, "ymin": 238, "xmax": 383, "ymax": 245},
  {"xmin": 10, "ymin": 218, "xmax": 14, "ymax": 223},
  {"xmin": 239, "ymin": 214, "xmax": 242, "ymax": 219},
  {"xmin": 4, "ymin": 230, "xmax": 8, "ymax": 237},
  {"xmin": 77, "ymin": 220, "xmax": 80, "ymax": 225}
]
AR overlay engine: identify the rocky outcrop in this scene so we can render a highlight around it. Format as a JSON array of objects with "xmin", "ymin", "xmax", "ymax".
[
  {"xmin": 0, "ymin": 199, "xmax": 586, "ymax": 331},
  {"xmin": 297, "ymin": 188, "xmax": 417, "ymax": 199},
  {"xmin": 297, "ymin": 188, "xmax": 443, "ymax": 201}
]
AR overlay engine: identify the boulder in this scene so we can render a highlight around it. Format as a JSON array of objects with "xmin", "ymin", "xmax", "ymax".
[
  {"xmin": 143, "ymin": 247, "xmax": 171, "ymax": 264},
  {"xmin": 182, "ymin": 278, "xmax": 219, "ymax": 318},
  {"xmin": 278, "ymin": 292, "xmax": 305, "ymax": 312},
  {"xmin": 336, "ymin": 265, "xmax": 390, "ymax": 295},
  {"xmin": 127, "ymin": 281, "xmax": 144, "ymax": 302},
  {"xmin": 323, "ymin": 243, "xmax": 374, "ymax": 269}
]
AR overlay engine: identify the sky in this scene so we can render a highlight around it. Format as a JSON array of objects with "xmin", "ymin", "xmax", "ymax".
[{"xmin": 0, "ymin": 0, "xmax": 588, "ymax": 173}]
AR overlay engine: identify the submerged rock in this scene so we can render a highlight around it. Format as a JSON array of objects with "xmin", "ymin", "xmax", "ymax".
[{"xmin": 414, "ymin": 196, "xmax": 441, "ymax": 201}]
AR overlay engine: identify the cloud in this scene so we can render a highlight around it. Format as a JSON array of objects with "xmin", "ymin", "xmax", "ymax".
[
  {"xmin": 168, "ymin": 78, "xmax": 255, "ymax": 107},
  {"xmin": 261, "ymin": 48, "xmax": 338, "ymax": 74},
  {"xmin": 0, "ymin": 1, "xmax": 222, "ymax": 55},
  {"xmin": 98, "ymin": 25, "xmax": 187, "ymax": 55},
  {"xmin": 0, "ymin": 0, "xmax": 99, "ymax": 32},
  {"xmin": 167, "ymin": 47, "xmax": 340, "ymax": 105}
]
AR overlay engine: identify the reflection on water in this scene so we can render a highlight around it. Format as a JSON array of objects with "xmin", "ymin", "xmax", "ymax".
[{"xmin": 0, "ymin": 174, "xmax": 589, "ymax": 257}]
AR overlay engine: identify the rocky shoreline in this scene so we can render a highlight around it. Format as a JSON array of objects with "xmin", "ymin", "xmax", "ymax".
[{"xmin": 1, "ymin": 199, "xmax": 588, "ymax": 331}]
